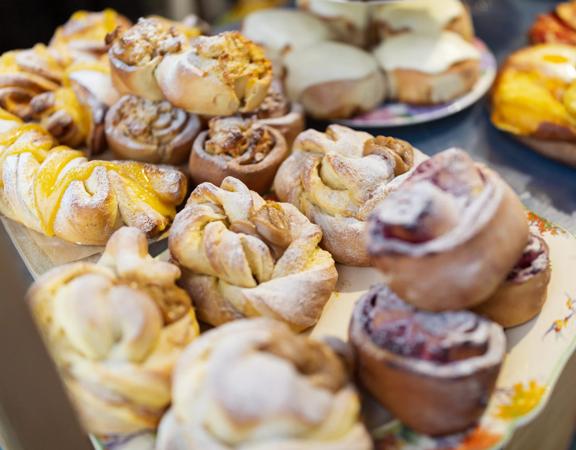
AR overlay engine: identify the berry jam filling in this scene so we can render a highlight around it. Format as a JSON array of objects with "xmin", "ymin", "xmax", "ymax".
[
  {"xmin": 507, "ymin": 234, "xmax": 548, "ymax": 282},
  {"xmin": 363, "ymin": 285, "xmax": 489, "ymax": 364}
]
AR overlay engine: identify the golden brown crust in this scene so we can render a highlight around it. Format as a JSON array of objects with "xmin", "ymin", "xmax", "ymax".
[
  {"xmin": 27, "ymin": 227, "xmax": 199, "ymax": 436},
  {"xmin": 189, "ymin": 117, "xmax": 288, "ymax": 193},
  {"xmin": 349, "ymin": 285, "xmax": 505, "ymax": 436},
  {"xmin": 105, "ymin": 94, "xmax": 201, "ymax": 164},
  {"xmin": 156, "ymin": 32, "xmax": 273, "ymax": 116},
  {"xmin": 169, "ymin": 177, "xmax": 338, "ymax": 331},
  {"xmin": 156, "ymin": 318, "xmax": 372, "ymax": 450},
  {"xmin": 367, "ymin": 149, "xmax": 529, "ymax": 311}
]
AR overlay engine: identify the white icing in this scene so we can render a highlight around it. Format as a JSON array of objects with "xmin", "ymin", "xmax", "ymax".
[
  {"xmin": 513, "ymin": 45, "xmax": 576, "ymax": 83},
  {"xmin": 301, "ymin": 0, "xmax": 370, "ymax": 29},
  {"xmin": 242, "ymin": 9, "xmax": 332, "ymax": 58},
  {"xmin": 374, "ymin": 0, "xmax": 465, "ymax": 33},
  {"xmin": 285, "ymin": 41, "xmax": 379, "ymax": 96},
  {"xmin": 373, "ymin": 31, "xmax": 481, "ymax": 74}
]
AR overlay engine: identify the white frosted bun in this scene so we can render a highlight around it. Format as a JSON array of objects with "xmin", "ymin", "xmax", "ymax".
[{"xmin": 374, "ymin": 0, "xmax": 465, "ymax": 33}]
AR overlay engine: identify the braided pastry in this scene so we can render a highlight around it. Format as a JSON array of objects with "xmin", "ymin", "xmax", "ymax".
[
  {"xmin": 274, "ymin": 125, "xmax": 424, "ymax": 266},
  {"xmin": 27, "ymin": 227, "xmax": 200, "ymax": 437},
  {"xmin": 0, "ymin": 109, "xmax": 187, "ymax": 245},
  {"xmin": 169, "ymin": 177, "xmax": 337, "ymax": 331},
  {"xmin": 156, "ymin": 318, "xmax": 372, "ymax": 450}
]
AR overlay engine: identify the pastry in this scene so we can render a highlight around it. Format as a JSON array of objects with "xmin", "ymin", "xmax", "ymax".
[
  {"xmin": 27, "ymin": 226, "xmax": 199, "ymax": 437},
  {"xmin": 107, "ymin": 17, "xmax": 188, "ymax": 101},
  {"xmin": 474, "ymin": 232, "xmax": 551, "ymax": 328},
  {"xmin": 156, "ymin": 318, "xmax": 372, "ymax": 450},
  {"xmin": 298, "ymin": 0, "xmax": 371, "ymax": 47},
  {"xmin": 530, "ymin": 1, "xmax": 576, "ymax": 45},
  {"xmin": 274, "ymin": 125, "xmax": 424, "ymax": 266},
  {"xmin": 0, "ymin": 110, "xmax": 188, "ymax": 245},
  {"xmin": 349, "ymin": 284, "xmax": 505, "ymax": 436},
  {"xmin": 242, "ymin": 9, "xmax": 332, "ymax": 68},
  {"xmin": 146, "ymin": 15, "xmax": 208, "ymax": 41},
  {"xmin": 367, "ymin": 148, "xmax": 529, "ymax": 311},
  {"xmin": 156, "ymin": 32, "xmax": 273, "ymax": 116},
  {"xmin": 373, "ymin": 31, "xmax": 481, "ymax": 105},
  {"xmin": 169, "ymin": 177, "xmax": 337, "ymax": 331},
  {"xmin": 49, "ymin": 9, "xmax": 132, "ymax": 65},
  {"xmin": 373, "ymin": 0, "xmax": 474, "ymax": 41},
  {"xmin": 105, "ymin": 94, "xmax": 201, "ymax": 164},
  {"xmin": 491, "ymin": 44, "xmax": 576, "ymax": 166},
  {"xmin": 244, "ymin": 81, "xmax": 305, "ymax": 145},
  {"xmin": 188, "ymin": 116, "xmax": 288, "ymax": 193},
  {"xmin": 285, "ymin": 41, "xmax": 385, "ymax": 119}
]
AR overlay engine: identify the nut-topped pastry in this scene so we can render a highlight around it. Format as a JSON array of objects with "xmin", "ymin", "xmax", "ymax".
[
  {"xmin": 28, "ymin": 227, "xmax": 200, "ymax": 438},
  {"xmin": 474, "ymin": 232, "xmax": 552, "ymax": 328},
  {"xmin": 157, "ymin": 318, "xmax": 372, "ymax": 450},
  {"xmin": 350, "ymin": 284, "xmax": 505, "ymax": 436},
  {"xmin": 189, "ymin": 116, "xmax": 288, "ymax": 193},
  {"xmin": 105, "ymin": 94, "xmax": 201, "ymax": 164},
  {"xmin": 0, "ymin": 109, "xmax": 188, "ymax": 245},
  {"xmin": 274, "ymin": 125, "xmax": 425, "ymax": 266},
  {"xmin": 367, "ymin": 148, "xmax": 529, "ymax": 310},
  {"xmin": 108, "ymin": 17, "xmax": 188, "ymax": 100},
  {"xmin": 169, "ymin": 177, "xmax": 338, "ymax": 331},
  {"xmin": 156, "ymin": 32, "xmax": 273, "ymax": 116}
]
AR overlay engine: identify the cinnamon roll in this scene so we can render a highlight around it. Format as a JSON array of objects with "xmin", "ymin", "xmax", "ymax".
[
  {"xmin": 156, "ymin": 318, "xmax": 372, "ymax": 450},
  {"xmin": 189, "ymin": 116, "xmax": 288, "ymax": 193},
  {"xmin": 105, "ymin": 95, "xmax": 201, "ymax": 164},
  {"xmin": 107, "ymin": 17, "xmax": 188, "ymax": 101},
  {"xmin": 474, "ymin": 232, "xmax": 551, "ymax": 328},
  {"xmin": 169, "ymin": 177, "xmax": 338, "ymax": 331},
  {"xmin": 349, "ymin": 284, "xmax": 505, "ymax": 436},
  {"xmin": 156, "ymin": 32, "xmax": 273, "ymax": 116},
  {"xmin": 49, "ymin": 9, "xmax": 132, "ymax": 65},
  {"xmin": 367, "ymin": 148, "xmax": 529, "ymax": 311},
  {"xmin": 27, "ymin": 227, "xmax": 200, "ymax": 437},
  {"xmin": 274, "ymin": 125, "xmax": 424, "ymax": 266}
]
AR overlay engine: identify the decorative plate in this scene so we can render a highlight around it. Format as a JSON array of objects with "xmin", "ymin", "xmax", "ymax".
[{"xmin": 338, "ymin": 39, "xmax": 497, "ymax": 128}]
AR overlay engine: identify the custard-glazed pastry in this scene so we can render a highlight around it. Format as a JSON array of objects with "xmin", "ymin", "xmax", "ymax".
[
  {"xmin": 169, "ymin": 177, "xmax": 338, "ymax": 331},
  {"xmin": 367, "ymin": 148, "xmax": 529, "ymax": 311},
  {"xmin": 0, "ymin": 110, "xmax": 187, "ymax": 245},
  {"xmin": 27, "ymin": 227, "xmax": 200, "ymax": 437},
  {"xmin": 189, "ymin": 116, "xmax": 288, "ymax": 194},
  {"xmin": 274, "ymin": 125, "xmax": 424, "ymax": 266},
  {"xmin": 350, "ymin": 284, "xmax": 505, "ymax": 436},
  {"xmin": 105, "ymin": 94, "xmax": 201, "ymax": 164},
  {"xmin": 49, "ymin": 9, "xmax": 132, "ymax": 65},
  {"xmin": 156, "ymin": 32, "xmax": 273, "ymax": 116},
  {"xmin": 156, "ymin": 318, "xmax": 372, "ymax": 450},
  {"xmin": 107, "ymin": 17, "xmax": 189, "ymax": 101}
]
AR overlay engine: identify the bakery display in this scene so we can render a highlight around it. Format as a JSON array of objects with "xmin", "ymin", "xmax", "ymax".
[
  {"xmin": 474, "ymin": 232, "xmax": 552, "ymax": 328},
  {"xmin": 274, "ymin": 124, "xmax": 424, "ymax": 266},
  {"xmin": 27, "ymin": 226, "xmax": 199, "ymax": 437},
  {"xmin": 373, "ymin": 0, "xmax": 474, "ymax": 41},
  {"xmin": 530, "ymin": 0, "xmax": 576, "ymax": 45},
  {"xmin": 349, "ymin": 284, "xmax": 505, "ymax": 436},
  {"xmin": 157, "ymin": 318, "xmax": 372, "ymax": 450},
  {"xmin": 491, "ymin": 44, "xmax": 576, "ymax": 166},
  {"xmin": 105, "ymin": 94, "xmax": 201, "ymax": 164},
  {"xmin": 0, "ymin": 109, "xmax": 187, "ymax": 245},
  {"xmin": 188, "ymin": 116, "xmax": 288, "ymax": 193},
  {"xmin": 156, "ymin": 32, "xmax": 273, "ymax": 116},
  {"xmin": 169, "ymin": 177, "xmax": 337, "ymax": 331},
  {"xmin": 372, "ymin": 31, "xmax": 481, "ymax": 105},
  {"xmin": 367, "ymin": 148, "xmax": 529, "ymax": 310}
]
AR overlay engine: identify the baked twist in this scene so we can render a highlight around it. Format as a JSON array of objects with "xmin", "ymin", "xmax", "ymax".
[
  {"xmin": 28, "ymin": 227, "xmax": 199, "ymax": 437},
  {"xmin": 169, "ymin": 177, "xmax": 338, "ymax": 331},
  {"xmin": 273, "ymin": 125, "xmax": 422, "ymax": 266},
  {"xmin": 156, "ymin": 318, "xmax": 372, "ymax": 450},
  {"xmin": 0, "ymin": 110, "xmax": 187, "ymax": 245}
]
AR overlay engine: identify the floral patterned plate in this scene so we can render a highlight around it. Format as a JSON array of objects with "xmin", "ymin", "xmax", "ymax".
[
  {"xmin": 312, "ymin": 212, "xmax": 576, "ymax": 450},
  {"xmin": 338, "ymin": 39, "xmax": 497, "ymax": 128}
]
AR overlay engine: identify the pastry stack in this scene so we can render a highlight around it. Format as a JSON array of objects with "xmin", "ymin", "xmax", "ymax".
[{"xmin": 242, "ymin": 0, "xmax": 483, "ymax": 119}]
